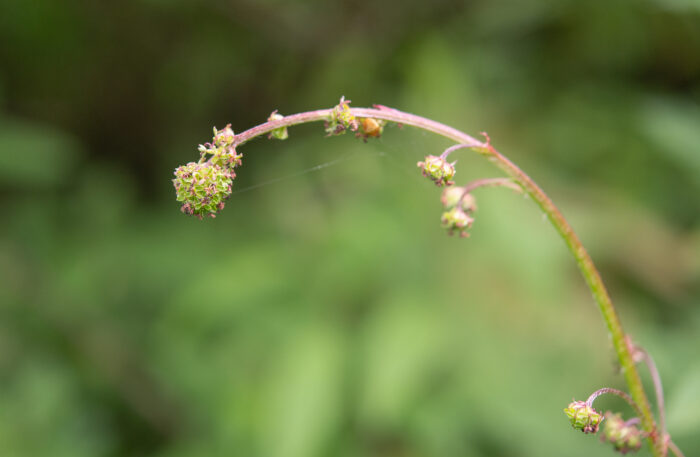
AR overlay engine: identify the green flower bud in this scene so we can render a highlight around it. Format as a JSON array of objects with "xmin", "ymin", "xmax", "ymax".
[
  {"xmin": 564, "ymin": 400, "xmax": 604, "ymax": 434},
  {"xmin": 441, "ymin": 186, "xmax": 477, "ymax": 212},
  {"xmin": 600, "ymin": 413, "xmax": 642, "ymax": 454},
  {"xmin": 417, "ymin": 155, "xmax": 456, "ymax": 187},
  {"xmin": 325, "ymin": 96, "xmax": 358, "ymax": 136},
  {"xmin": 173, "ymin": 162, "xmax": 234, "ymax": 219},
  {"xmin": 441, "ymin": 207, "xmax": 474, "ymax": 238},
  {"xmin": 268, "ymin": 111, "xmax": 289, "ymax": 140}
]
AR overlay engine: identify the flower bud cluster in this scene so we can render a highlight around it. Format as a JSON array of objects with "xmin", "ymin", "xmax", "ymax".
[
  {"xmin": 601, "ymin": 413, "xmax": 642, "ymax": 454},
  {"xmin": 441, "ymin": 187, "xmax": 477, "ymax": 212},
  {"xmin": 564, "ymin": 400, "xmax": 604, "ymax": 434},
  {"xmin": 325, "ymin": 96, "xmax": 358, "ymax": 136},
  {"xmin": 440, "ymin": 186, "xmax": 476, "ymax": 238},
  {"xmin": 440, "ymin": 187, "xmax": 476, "ymax": 238},
  {"xmin": 441, "ymin": 207, "xmax": 473, "ymax": 238},
  {"xmin": 173, "ymin": 124, "xmax": 243, "ymax": 219},
  {"xmin": 417, "ymin": 155, "xmax": 456, "ymax": 187}
]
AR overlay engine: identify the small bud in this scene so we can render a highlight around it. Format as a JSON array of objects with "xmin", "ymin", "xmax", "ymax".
[
  {"xmin": 417, "ymin": 155, "xmax": 456, "ymax": 186},
  {"xmin": 325, "ymin": 96, "xmax": 358, "ymax": 136},
  {"xmin": 357, "ymin": 117, "xmax": 385, "ymax": 139},
  {"xmin": 441, "ymin": 207, "xmax": 474, "ymax": 237},
  {"xmin": 267, "ymin": 111, "xmax": 289, "ymax": 140},
  {"xmin": 600, "ymin": 413, "xmax": 642, "ymax": 454},
  {"xmin": 564, "ymin": 401, "xmax": 604, "ymax": 434},
  {"xmin": 441, "ymin": 187, "xmax": 477, "ymax": 212}
]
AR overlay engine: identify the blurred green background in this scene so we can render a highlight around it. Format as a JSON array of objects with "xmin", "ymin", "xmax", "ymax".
[{"xmin": 1, "ymin": 1, "xmax": 699, "ymax": 456}]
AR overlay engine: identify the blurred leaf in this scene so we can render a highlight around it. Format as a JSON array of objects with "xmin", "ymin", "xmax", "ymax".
[
  {"xmin": 360, "ymin": 294, "xmax": 448, "ymax": 426},
  {"xmin": 666, "ymin": 365, "xmax": 700, "ymax": 436},
  {"xmin": 639, "ymin": 98, "xmax": 700, "ymax": 181},
  {"xmin": 650, "ymin": 0, "xmax": 700, "ymax": 12},
  {"xmin": 0, "ymin": 117, "xmax": 82, "ymax": 188},
  {"xmin": 260, "ymin": 324, "xmax": 344, "ymax": 457}
]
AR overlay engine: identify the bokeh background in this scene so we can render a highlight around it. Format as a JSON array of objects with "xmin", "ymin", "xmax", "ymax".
[{"xmin": 1, "ymin": 1, "xmax": 699, "ymax": 456}]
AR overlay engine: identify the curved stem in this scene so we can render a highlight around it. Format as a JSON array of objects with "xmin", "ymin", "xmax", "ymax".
[
  {"xmin": 440, "ymin": 142, "xmax": 478, "ymax": 159},
  {"xmin": 586, "ymin": 387, "xmax": 644, "ymax": 420},
  {"xmin": 669, "ymin": 440, "xmax": 686, "ymax": 457},
  {"xmin": 229, "ymin": 105, "xmax": 663, "ymax": 456},
  {"xmin": 636, "ymin": 345, "xmax": 667, "ymax": 448},
  {"xmin": 458, "ymin": 177, "xmax": 523, "ymax": 208},
  {"xmin": 460, "ymin": 177, "xmax": 523, "ymax": 195},
  {"xmin": 624, "ymin": 417, "xmax": 641, "ymax": 427}
]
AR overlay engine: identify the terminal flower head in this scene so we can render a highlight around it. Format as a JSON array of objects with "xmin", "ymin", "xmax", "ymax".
[
  {"xmin": 175, "ymin": 124, "xmax": 244, "ymax": 219},
  {"xmin": 173, "ymin": 162, "xmax": 234, "ymax": 219}
]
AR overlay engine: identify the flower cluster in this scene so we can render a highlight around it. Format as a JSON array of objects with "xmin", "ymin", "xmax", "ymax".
[
  {"xmin": 440, "ymin": 207, "xmax": 473, "ymax": 237},
  {"xmin": 601, "ymin": 413, "xmax": 643, "ymax": 454},
  {"xmin": 325, "ymin": 96, "xmax": 358, "ymax": 136},
  {"xmin": 439, "ymin": 186, "xmax": 476, "ymax": 237},
  {"xmin": 417, "ymin": 155, "xmax": 456, "ymax": 187},
  {"xmin": 173, "ymin": 124, "xmax": 243, "ymax": 219},
  {"xmin": 441, "ymin": 187, "xmax": 477, "ymax": 212},
  {"xmin": 564, "ymin": 401, "xmax": 604, "ymax": 434}
]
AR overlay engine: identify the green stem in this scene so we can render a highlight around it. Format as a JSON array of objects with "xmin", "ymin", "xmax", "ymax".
[{"xmin": 230, "ymin": 105, "xmax": 663, "ymax": 456}]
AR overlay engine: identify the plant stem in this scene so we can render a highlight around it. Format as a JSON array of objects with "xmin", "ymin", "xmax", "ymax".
[
  {"xmin": 669, "ymin": 440, "xmax": 686, "ymax": 457},
  {"xmin": 460, "ymin": 177, "xmax": 523, "ymax": 195},
  {"xmin": 636, "ymin": 345, "xmax": 667, "ymax": 449},
  {"xmin": 586, "ymin": 387, "xmax": 644, "ymax": 419},
  {"xmin": 230, "ymin": 105, "xmax": 662, "ymax": 456},
  {"xmin": 440, "ymin": 142, "xmax": 477, "ymax": 159}
]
